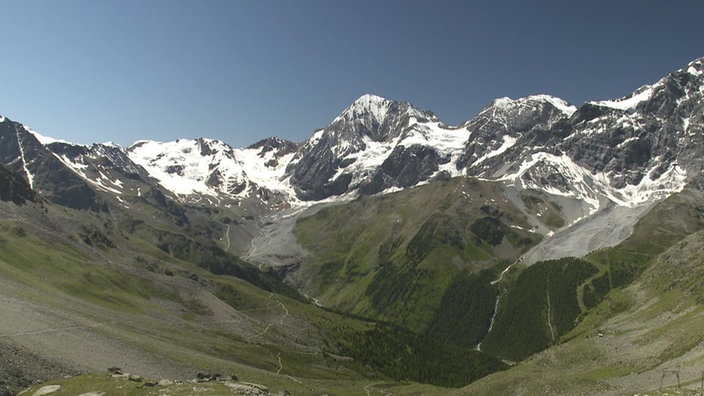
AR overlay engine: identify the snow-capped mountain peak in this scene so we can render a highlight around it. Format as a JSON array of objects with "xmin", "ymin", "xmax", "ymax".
[
  {"xmin": 527, "ymin": 94, "xmax": 577, "ymax": 116},
  {"xmin": 343, "ymin": 93, "xmax": 393, "ymax": 123},
  {"xmin": 329, "ymin": 94, "xmax": 439, "ymax": 140},
  {"xmin": 126, "ymin": 137, "xmax": 299, "ymax": 204},
  {"xmin": 485, "ymin": 94, "xmax": 576, "ymax": 117},
  {"xmin": 127, "ymin": 138, "xmax": 246, "ymax": 197}
]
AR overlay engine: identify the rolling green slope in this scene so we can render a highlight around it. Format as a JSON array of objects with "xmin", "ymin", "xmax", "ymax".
[
  {"xmin": 0, "ymin": 176, "xmax": 513, "ymax": 394},
  {"xmin": 457, "ymin": 189, "xmax": 704, "ymax": 395},
  {"xmin": 10, "ymin": 175, "xmax": 704, "ymax": 395},
  {"xmin": 480, "ymin": 258, "xmax": 598, "ymax": 360},
  {"xmin": 294, "ymin": 178, "xmax": 541, "ymax": 333},
  {"xmin": 0, "ymin": 188, "xmax": 375, "ymax": 394}
]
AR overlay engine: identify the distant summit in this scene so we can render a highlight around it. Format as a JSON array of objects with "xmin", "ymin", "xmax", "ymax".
[{"xmin": 0, "ymin": 56, "xmax": 702, "ymax": 212}]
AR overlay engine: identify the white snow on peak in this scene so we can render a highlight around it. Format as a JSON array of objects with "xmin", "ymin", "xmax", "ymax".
[
  {"xmin": 339, "ymin": 94, "xmax": 393, "ymax": 124},
  {"xmin": 591, "ymin": 84, "xmax": 656, "ymax": 111},
  {"xmin": 310, "ymin": 129, "xmax": 325, "ymax": 143},
  {"xmin": 686, "ymin": 58, "xmax": 703, "ymax": 76},
  {"xmin": 234, "ymin": 145, "xmax": 298, "ymax": 199},
  {"xmin": 489, "ymin": 95, "xmax": 576, "ymax": 116},
  {"xmin": 499, "ymin": 151, "xmax": 687, "ymax": 213},
  {"xmin": 356, "ymin": 93, "xmax": 388, "ymax": 104},
  {"xmin": 0, "ymin": 115, "xmax": 5, "ymax": 123},
  {"xmin": 528, "ymin": 95, "xmax": 577, "ymax": 116},
  {"xmin": 491, "ymin": 97, "xmax": 515, "ymax": 109},
  {"xmin": 127, "ymin": 138, "xmax": 297, "ymax": 201},
  {"xmin": 128, "ymin": 139, "xmax": 245, "ymax": 197},
  {"xmin": 26, "ymin": 127, "xmax": 76, "ymax": 146},
  {"xmin": 100, "ymin": 141, "xmax": 123, "ymax": 149}
]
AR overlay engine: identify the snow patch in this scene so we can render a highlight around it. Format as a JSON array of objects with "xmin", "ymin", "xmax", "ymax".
[
  {"xmin": 529, "ymin": 94, "xmax": 577, "ymax": 116},
  {"xmin": 682, "ymin": 117, "xmax": 691, "ymax": 134},
  {"xmin": 309, "ymin": 129, "xmax": 325, "ymax": 146},
  {"xmin": 499, "ymin": 152, "xmax": 602, "ymax": 214},
  {"xmin": 473, "ymin": 135, "xmax": 517, "ymax": 166},
  {"xmin": 591, "ymin": 85, "xmax": 655, "ymax": 110},
  {"xmin": 26, "ymin": 128, "xmax": 76, "ymax": 145},
  {"xmin": 605, "ymin": 162, "xmax": 686, "ymax": 207},
  {"xmin": 616, "ymin": 136, "xmax": 640, "ymax": 148},
  {"xmin": 128, "ymin": 139, "xmax": 238, "ymax": 197},
  {"xmin": 234, "ymin": 145, "xmax": 298, "ymax": 199},
  {"xmin": 688, "ymin": 65, "xmax": 703, "ymax": 76},
  {"xmin": 15, "ymin": 129, "xmax": 34, "ymax": 189},
  {"xmin": 51, "ymin": 153, "xmax": 123, "ymax": 194},
  {"xmin": 501, "ymin": 150, "xmax": 687, "ymax": 213}
]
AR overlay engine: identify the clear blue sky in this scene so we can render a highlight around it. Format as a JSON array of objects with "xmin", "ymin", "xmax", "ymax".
[{"xmin": 2, "ymin": 0, "xmax": 703, "ymax": 148}]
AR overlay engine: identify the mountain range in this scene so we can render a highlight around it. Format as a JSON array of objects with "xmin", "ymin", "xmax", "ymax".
[{"xmin": 2, "ymin": 56, "xmax": 704, "ymax": 395}]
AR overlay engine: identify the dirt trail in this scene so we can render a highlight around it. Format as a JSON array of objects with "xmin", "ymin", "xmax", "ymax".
[
  {"xmin": 1, "ymin": 324, "xmax": 101, "ymax": 338},
  {"xmin": 246, "ymin": 293, "xmax": 290, "ymax": 343},
  {"xmin": 276, "ymin": 353, "xmax": 283, "ymax": 375}
]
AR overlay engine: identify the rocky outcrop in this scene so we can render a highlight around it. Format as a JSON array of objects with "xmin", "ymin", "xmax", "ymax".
[
  {"xmin": 286, "ymin": 94, "xmax": 440, "ymax": 200},
  {"xmin": 0, "ymin": 164, "xmax": 37, "ymax": 205},
  {"xmin": 0, "ymin": 119, "xmax": 100, "ymax": 210}
]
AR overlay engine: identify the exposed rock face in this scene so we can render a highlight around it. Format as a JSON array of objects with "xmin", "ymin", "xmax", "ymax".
[
  {"xmin": 282, "ymin": 58, "xmax": 703, "ymax": 206},
  {"xmin": 0, "ymin": 119, "xmax": 99, "ymax": 210},
  {"xmin": 564, "ymin": 58, "xmax": 704, "ymax": 189},
  {"xmin": 0, "ymin": 164, "xmax": 37, "ymax": 205},
  {"xmin": 246, "ymin": 137, "xmax": 298, "ymax": 165},
  {"xmin": 286, "ymin": 94, "xmax": 441, "ymax": 200},
  {"xmin": 359, "ymin": 145, "xmax": 449, "ymax": 195},
  {"xmin": 458, "ymin": 95, "xmax": 574, "ymax": 175}
]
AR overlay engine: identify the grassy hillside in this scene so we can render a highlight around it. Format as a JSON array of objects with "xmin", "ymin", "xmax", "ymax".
[
  {"xmin": 0, "ymin": 177, "xmax": 518, "ymax": 394},
  {"xmin": 293, "ymin": 178, "xmax": 541, "ymax": 332},
  {"xmin": 458, "ymin": 230, "xmax": 704, "ymax": 395},
  {"xmin": 0, "ymin": 194, "xmax": 373, "ymax": 394},
  {"xmin": 473, "ymin": 190, "xmax": 704, "ymax": 361},
  {"xmin": 425, "ymin": 267, "xmax": 502, "ymax": 349},
  {"xmin": 480, "ymin": 257, "xmax": 598, "ymax": 360},
  {"xmin": 9, "ymin": 178, "xmax": 704, "ymax": 395},
  {"xmin": 455, "ymin": 189, "xmax": 704, "ymax": 395}
]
